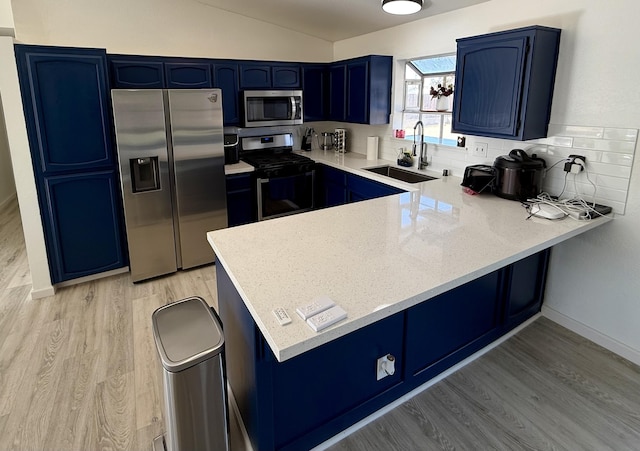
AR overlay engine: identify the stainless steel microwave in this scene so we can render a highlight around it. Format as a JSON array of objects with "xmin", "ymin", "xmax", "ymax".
[{"xmin": 243, "ymin": 90, "xmax": 303, "ymax": 127}]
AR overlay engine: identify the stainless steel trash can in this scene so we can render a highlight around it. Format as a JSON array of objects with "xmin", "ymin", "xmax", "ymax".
[{"xmin": 152, "ymin": 296, "xmax": 230, "ymax": 451}]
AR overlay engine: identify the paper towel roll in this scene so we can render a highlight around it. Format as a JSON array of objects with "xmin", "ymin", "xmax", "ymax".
[{"xmin": 366, "ymin": 136, "xmax": 379, "ymax": 160}]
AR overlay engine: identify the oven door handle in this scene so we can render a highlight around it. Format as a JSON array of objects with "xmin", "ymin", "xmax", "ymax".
[{"xmin": 290, "ymin": 96, "xmax": 297, "ymax": 120}]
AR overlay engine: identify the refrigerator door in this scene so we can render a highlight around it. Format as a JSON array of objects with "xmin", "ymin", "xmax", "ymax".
[
  {"xmin": 112, "ymin": 89, "xmax": 178, "ymax": 281},
  {"xmin": 167, "ymin": 89, "xmax": 227, "ymax": 269}
]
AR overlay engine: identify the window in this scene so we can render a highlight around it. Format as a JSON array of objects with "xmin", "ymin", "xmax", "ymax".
[{"xmin": 402, "ymin": 54, "xmax": 456, "ymax": 147}]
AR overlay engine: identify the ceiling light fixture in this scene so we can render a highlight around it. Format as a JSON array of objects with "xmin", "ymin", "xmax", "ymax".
[{"xmin": 382, "ymin": 0, "xmax": 423, "ymax": 15}]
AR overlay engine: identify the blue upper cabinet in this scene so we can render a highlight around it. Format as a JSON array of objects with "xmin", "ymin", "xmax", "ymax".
[
  {"xmin": 302, "ymin": 64, "xmax": 328, "ymax": 121},
  {"xmin": 110, "ymin": 55, "xmax": 214, "ymax": 89},
  {"xmin": 329, "ymin": 56, "xmax": 392, "ymax": 125},
  {"xmin": 213, "ymin": 63, "xmax": 240, "ymax": 126},
  {"xmin": 15, "ymin": 46, "xmax": 115, "ymax": 174},
  {"xmin": 165, "ymin": 61, "xmax": 213, "ymax": 88},
  {"xmin": 110, "ymin": 56, "xmax": 165, "ymax": 88},
  {"xmin": 346, "ymin": 60, "xmax": 368, "ymax": 123},
  {"xmin": 272, "ymin": 65, "xmax": 301, "ymax": 88},
  {"xmin": 328, "ymin": 64, "xmax": 346, "ymax": 121},
  {"xmin": 452, "ymin": 26, "xmax": 561, "ymax": 140},
  {"xmin": 239, "ymin": 64, "xmax": 272, "ymax": 89},
  {"xmin": 239, "ymin": 63, "xmax": 301, "ymax": 89}
]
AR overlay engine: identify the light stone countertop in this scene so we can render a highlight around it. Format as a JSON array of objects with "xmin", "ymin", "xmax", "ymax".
[
  {"xmin": 209, "ymin": 150, "xmax": 612, "ymax": 362},
  {"xmin": 224, "ymin": 160, "xmax": 254, "ymax": 175}
]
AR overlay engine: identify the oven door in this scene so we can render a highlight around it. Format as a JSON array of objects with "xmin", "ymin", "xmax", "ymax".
[
  {"xmin": 257, "ymin": 170, "xmax": 315, "ymax": 220},
  {"xmin": 244, "ymin": 90, "xmax": 303, "ymax": 127}
]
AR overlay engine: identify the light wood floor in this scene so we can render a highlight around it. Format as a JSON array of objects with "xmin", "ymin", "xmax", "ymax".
[{"xmin": 1, "ymin": 197, "xmax": 640, "ymax": 451}]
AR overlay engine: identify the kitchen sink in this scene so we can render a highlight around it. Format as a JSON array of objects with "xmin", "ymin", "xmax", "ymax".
[{"xmin": 364, "ymin": 165, "xmax": 438, "ymax": 184}]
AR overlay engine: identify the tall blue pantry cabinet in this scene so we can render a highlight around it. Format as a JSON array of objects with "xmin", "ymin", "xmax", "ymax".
[{"xmin": 15, "ymin": 45, "xmax": 127, "ymax": 283}]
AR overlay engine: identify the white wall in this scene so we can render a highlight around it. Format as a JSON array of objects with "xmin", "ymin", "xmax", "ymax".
[
  {"xmin": 0, "ymin": 0, "xmax": 14, "ymax": 36},
  {"xmin": 10, "ymin": 0, "xmax": 332, "ymax": 61},
  {"xmin": 334, "ymin": 0, "xmax": 640, "ymax": 361},
  {"xmin": 0, "ymin": 36, "xmax": 54, "ymax": 297},
  {"xmin": 0, "ymin": 96, "xmax": 16, "ymax": 209}
]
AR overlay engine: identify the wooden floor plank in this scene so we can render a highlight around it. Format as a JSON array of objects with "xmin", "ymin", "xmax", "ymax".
[
  {"xmin": 92, "ymin": 371, "xmax": 137, "ymax": 451},
  {"xmin": 44, "ymin": 350, "xmax": 100, "ymax": 449},
  {"xmin": 132, "ymin": 294, "xmax": 165, "ymax": 431}
]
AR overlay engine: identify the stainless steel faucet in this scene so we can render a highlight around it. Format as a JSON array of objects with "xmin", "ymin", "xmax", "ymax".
[{"xmin": 412, "ymin": 121, "xmax": 428, "ymax": 169}]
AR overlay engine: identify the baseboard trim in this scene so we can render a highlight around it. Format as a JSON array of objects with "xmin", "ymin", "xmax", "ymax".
[
  {"xmin": 311, "ymin": 313, "xmax": 542, "ymax": 450},
  {"xmin": 31, "ymin": 285, "xmax": 56, "ymax": 299},
  {"xmin": 55, "ymin": 266, "xmax": 130, "ymax": 289},
  {"xmin": 227, "ymin": 383, "xmax": 254, "ymax": 451},
  {"xmin": 542, "ymin": 306, "xmax": 640, "ymax": 366}
]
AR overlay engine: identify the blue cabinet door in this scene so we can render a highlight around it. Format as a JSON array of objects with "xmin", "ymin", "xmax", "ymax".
[
  {"xmin": 272, "ymin": 65, "xmax": 300, "ymax": 88},
  {"xmin": 16, "ymin": 45, "xmax": 127, "ymax": 283},
  {"xmin": 503, "ymin": 249, "xmax": 550, "ymax": 330},
  {"xmin": 346, "ymin": 60, "xmax": 369, "ymax": 123},
  {"xmin": 165, "ymin": 62, "xmax": 212, "ymax": 88},
  {"xmin": 213, "ymin": 63, "xmax": 240, "ymax": 125},
  {"xmin": 329, "ymin": 56, "xmax": 392, "ymax": 125},
  {"xmin": 317, "ymin": 164, "xmax": 347, "ymax": 207},
  {"xmin": 110, "ymin": 57, "xmax": 165, "ymax": 88},
  {"xmin": 226, "ymin": 173, "xmax": 256, "ymax": 226},
  {"xmin": 453, "ymin": 36, "xmax": 527, "ymax": 137},
  {"xmin": 405, "ymin": 270, "xmax": 503, "ymax": 378},
  {"xmin": 44, "ymin": 170, "xmax": 126, "ymax": 282},
  {"xmin": 328, "ymin": 64, "xmax": 346, "ymax": 121},
  {"xmin": 302, "ymin": 64, "xmax": 328, "ymax": 121},
  {"xmin": 452, "ymin": 26, "xmax": 561, "ymax": 140},
  {"xmin": 239, "ymin": 64, "xmax": 272, "ymax": 89},
  {"xmin": 347, "ymin": 173, "xmax": 404, "ymax": 203},
  {"xmin": 15, "ymin": 46, "xmax": 115, "ymax": 174}
]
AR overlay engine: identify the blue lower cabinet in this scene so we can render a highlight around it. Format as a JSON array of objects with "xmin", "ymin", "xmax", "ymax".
[
  {"xmin": 216, "ymin": 249, "xmax": 549, "ymax": 451},
  {"xmin": 316, "ymin": 165, "xmax": 347, "ymax": 208},
  {"xmin": 347, "ymin": 173, "xmax": 404, "ymax": 203},
  {"xmin": 44, "ymin": 170, "xmax": 126, "ymax": 283},
  {"xmin": 316, "ymin": 165, "xmax": 404, "ymax": 208},
  {"xmin": 503, "ymin": 248, "xmax": 550, "ymax": 330},
  {"xmin": 405, "ymin": 270, "xmax": 503, "ymax": 381},
  {"xmin": 226, "ymin": 173, "xmax": 256, "ymax": 226}
]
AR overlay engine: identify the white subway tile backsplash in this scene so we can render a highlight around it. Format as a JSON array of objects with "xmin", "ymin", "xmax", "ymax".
[
  {"xmin": 572, "ymin": 138, "xmax": 636, "ymax": 153},
  {"xmin": 600, "ymin": 152, "xmax": 635, "ymax": 166},
  {"xmin": 351, "ymin": 122, "xmax": 635, "ymax": 214},
  {"xmin": 583, "ymin": 161, "xmax": 632, "ymax": 178},
  {"xmin": 531, "ymin": 136, "xmax": 574, "ymax": 147},
  {"xmin": 603, "ymin": 128, "xmax": 639, "ymax": 141},
  {"xmin": 596, "ymin": 174, "xmax": 631, "ymax": 191},
  {"xmin": 548, "ymin": 124, "xmax": 604, "ymax": 138}
]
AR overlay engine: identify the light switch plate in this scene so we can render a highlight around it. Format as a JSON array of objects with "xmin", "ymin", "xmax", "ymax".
[{"xmin": 472, "ymin": 142, "xmax": 488, "ymax": 158}]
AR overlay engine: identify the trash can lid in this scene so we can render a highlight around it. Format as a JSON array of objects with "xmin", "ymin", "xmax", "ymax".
[{"xmin": 152, "ymin": 296, "xmax": 224, "ymax": 373}]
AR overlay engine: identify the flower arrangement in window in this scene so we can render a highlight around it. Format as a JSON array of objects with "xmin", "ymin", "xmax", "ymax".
[{"xmin": 430, "ymin": 84, "xmax": 454, "ymax": 99}]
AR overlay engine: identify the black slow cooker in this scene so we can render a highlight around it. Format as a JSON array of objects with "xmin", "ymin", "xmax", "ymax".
[{"xmin": 493, "ymin": 149, "xmax": 546, "ymax": 201}]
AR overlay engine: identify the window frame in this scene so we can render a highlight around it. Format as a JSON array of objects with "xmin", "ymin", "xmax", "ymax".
[{"xmin": 401, "ymin": 53, "xmax": 457, "ymax": 147}]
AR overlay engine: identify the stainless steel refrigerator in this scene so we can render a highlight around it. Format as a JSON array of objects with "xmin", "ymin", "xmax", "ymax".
[{"xmin": 111, "ymin": 89, "xmax": 227, "ymax": 282}]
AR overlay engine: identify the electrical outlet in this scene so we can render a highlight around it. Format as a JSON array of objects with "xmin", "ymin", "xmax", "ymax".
[
  {"xmin": 564, "ymin": 154, "xmax": 586, "ymax": 173},
  {"xmin": 376, "ymin": 354, "xmax": 396, "ymax": 380},
  {"xmin": 471, "ymin": 142, "xmax": 488, "ymax": 158}
]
